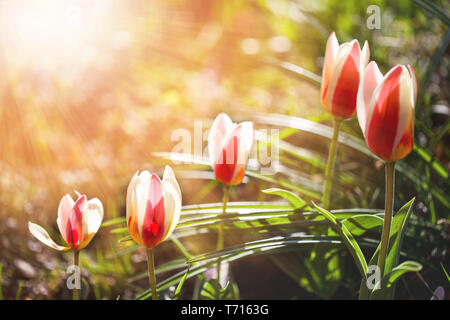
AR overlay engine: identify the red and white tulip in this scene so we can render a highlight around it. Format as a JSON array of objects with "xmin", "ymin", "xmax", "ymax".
[
  {"xmin": 357, "ymin": 62, "xmax": 417, "ymax": 162},
  {"xmin": 208, "ymin": 113, "xmax": 255, "ymax": 186},
  {"xmin": 28, "ymin": 193, "xmax": 104, "ymax": 251},
  {"xmin": 321, "ymin": 32, "xmax": 370, "ymax": 119},
  {"xmin": 126, "ymin": 166, "xmax": 182, "ymax": 248}
]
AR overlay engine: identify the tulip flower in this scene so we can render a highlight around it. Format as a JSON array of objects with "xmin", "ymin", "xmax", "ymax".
[
  {"xmin": 208, "ymin": 112, "xmax": 255, "ymax": 186},
  {"xmin": 321, "ymin": 32, "xmax": 370, "ymax": 119},
  {"xmin": 207, "ymin": 112, "xmax": 254, "ymax": 280},
  {"xmin": 357, "ymin": 63, "xmax": 416, "ymax": 162},
  {"xmin": 126, "ymin": 166, "xmax": 182, "ymax": 300},
  {"xmin": 28, "ymin": 192, "xmax": 104, "ymax": 299},
  {"xmin": 357, "ymin": 62, "xmax": 417, "ymax": 279},
  {"xmin": 320, "ymin": 32, "xmax": 370, "ymax": 209}
]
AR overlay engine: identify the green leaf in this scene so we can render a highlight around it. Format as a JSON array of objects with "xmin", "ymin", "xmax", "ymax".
[
  {"xmin": 118, "ymin": 235, "xmax": 133, "ymax": 243},
  {"xmin": 272, "ymin": 244, "xmax": 343, "ymax": 299},
  {"xmin": 173, "ymin": 268, "xmax": 189, "ymax": 300},
  {"xmin": 153, "ymin": 151, "xmax": 323, "ymax": 200},
  {"xmin": 263, "ymin": 57, "xmax": 322, "ymax": 85},
  {"xmin": 136, "ymin": 235, "xmax": 336, "ymax": 300},
  {"xmin": 312, "ymin": 202, "xmax": 367, "ymax": 277},
  {"xmin": 101, "ymin": 217, "xmax": 126, "ymax": 227},
  {"xmin": 441, "ymin": 263, "xmax": 450, "ymax": 283},
  {"xmin": 187, "ymin": 235, "xmax": 342, "ymax": 265},
  {"xmin": 412, "ymin": 0, "xmax": 450, "ymax": 26},
  {"xmin": 414, "ymin": 144, "xmax": 449, "ymax": 179},
  {"xmin": 111, "ymin": 227, "xmax": 129, "ymax": 235},
  {"xmin": 369, "ymin": 198, "xmax": 415, "ymax": 274},
  {"xmin": 199, "ymin": 279, "xmax": 239, "ymax": 300},
  {"xmin": 342, "ymin": 215, "xmax": 384, "ymax": 236},
  {"xmin": 262, "ymin": 188, "xmax": 307, "ymax": 209},
  {"xmin": 360, "ymin": 198, "xmax": 415, "ymax": 299},
  {"xmin": 370, "ymin": 261, "xmax": 422, "ymax": 300}
]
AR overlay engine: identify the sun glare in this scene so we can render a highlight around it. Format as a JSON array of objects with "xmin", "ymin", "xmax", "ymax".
[{"xmin": 0, "ymin": 0, "xmax": 123, "ymax": 74}]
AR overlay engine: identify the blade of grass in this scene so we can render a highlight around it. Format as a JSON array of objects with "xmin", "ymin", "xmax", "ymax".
[
  {"xmin": 413, "ymin": 0, "xmax": 450, "ymax": 26},
  {"xmin": 173, "ymin": 268, "xmax": 190, "ymax": 300}
]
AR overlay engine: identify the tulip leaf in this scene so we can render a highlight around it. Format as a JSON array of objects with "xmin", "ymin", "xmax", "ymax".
[
  {"xmin": 187, "ymin": 235, "xmax": 342, "ymax": 265},
  {"xmin": 359, "ymin": 198, "xmax": 415, "ymax": 299},
  {"xmin": 172, "ymin": 268, "xmax": 189, "ymax": 300},
  {"xmin": 412, "ymin": 0, "xmax": 450, "ymax": 28},
  {"xmin": 101, "ymin": 217, "xmax": 127, "ymax": 227},
  {"xmin": 442, "ymin": 263, "xmax": 450, "ymax": 283},
  {"xmin": 118, "ymin": 235, "xmax": 133, "ymax": 243},
  {"xmin": 312, "ymin": 202, "xmax": 368, "ymax": 278},
  {"xmin": 271, "ymin": 244, "xmax": 343, "ymax": 299},
  {"xmin": 136, "ymin": 234, "xmax": 342, "ymax": 300},
  {"xmin": 262, "ymin": 188, "xmax": 307, "ymax": 209},
  {"xmin": 199, "ymin": 279, "xmax": 239, "ymax": 300},
  {"xmin": 111, "ymin": 227, "xmax": 128, "ymax": 235},
  {"xmin": 368, "ymin": 198, "xmax": 415, "ymax": 274},
  {"xmin": 342, "ymin": 214, "xmax": 384, "ymax": 236},
  {"xmin": 370, "ymin": 261, "xmax": 422, "ymax": 300}
]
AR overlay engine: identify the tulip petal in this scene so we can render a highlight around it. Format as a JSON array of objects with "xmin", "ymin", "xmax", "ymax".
[
  {"xmin": 407, "ymin": 65, "xmax": 418, "ymax": 104},
  {"xmin": 126, "ymin": 171, "xmax": 139, "ymax": 227},
  {"xmin": 366, "ymin": 65, "xmax": 404, "ymax": 160},
  {"xmin": 230, "ymin": 121, "xmax": 254, "ymax": 185},
  {"xmin": 78, "ymin": 197, "xmax": 104, "ymax": 250},
  {"xmin": 134, "ymin": 170, "xmax": 152, "ymax": 240},
  {"xmin": 161, "ymin": 179, "xmax": 182, "ymax": 242},
  {"xmin": 325, "ymin": 40, "xmax": 361, "ymax": 118},
  {"xmin": 208, "ymin": 113, "xmax": 234, "ymax": 166},
  {"xmin": 28, "ymin": 222, "xmax": 70, "ymax": 251},
  {"xmin": 126, "ymin": 171, "xmax": 144, "ymax": 245},
  {"xmin": 321, "ymin": 32, "xmax": 339, "ymax": 109},
  {"xmin": 213, "ymin": 124, "xmax": 240, "ymax": 185},
  {"xmin": 66, "ymin": 195, "xmax": 86, "ymax": 249},
  {"xmin": 163, "ymin": 165, "xmax": 182, "ymax": 201},
  {"xmin": 392, "ymin": 66, "xmax": 415, "ymax": 157},
  {"xmin": 141, "ymin": 174, "xmax": 166, "ymax": 248},
  {"xmin": 360, "ymin": 40, "xmax": 370, "ymax": 69},
  {"xmin": 56, "ymin": 194, "xmax": 75, "ymax": 244},
  {"xmin": 357, "ymin": 61, "xmax": 383, "ymax": 136}
]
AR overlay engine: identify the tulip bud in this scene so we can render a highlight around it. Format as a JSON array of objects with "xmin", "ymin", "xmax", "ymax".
[
  {"xmin": 28, "ymin": 193, "xmax": 104, "ymax": 251},
  {"xmin": 357, "ymin": 63, "xmax": 417, "ymax": 162},
  {"xmin": 207, "ymin": 113, "xmax": 255, "ymax": 186},
  {"xmin": 321, "ymin": 32, "xmax": 370, "ymax": 119},
  {"xmin": 126, "ymin": 166, "xmax": 182, "ymax": 248}
]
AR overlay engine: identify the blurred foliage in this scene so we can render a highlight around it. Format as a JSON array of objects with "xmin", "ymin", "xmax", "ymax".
[{"xmin": 0, "ymin": 0, "xmax": 448, "ymax": 299}]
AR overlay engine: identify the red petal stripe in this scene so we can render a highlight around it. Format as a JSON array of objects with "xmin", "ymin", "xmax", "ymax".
[
  {"xmin": 330, "ymin": 42, "xmax": 360, "ymax": 118},
  {"xmin": 66, "ymin": 195, "xmax": 86, "ymax": 249},
  {"xmin": 366, "ymin": 66, "xmax": 402, "ymax": 161},
  {"xmin": 141, "ymin": 174, "xmax": 165, "ymax": 248},
  {"xmin": 213, "ymin": 126, "xmax": 241, "ymax": 185}
]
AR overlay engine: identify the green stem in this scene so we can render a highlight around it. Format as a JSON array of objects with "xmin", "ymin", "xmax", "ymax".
[
  {"xmin": 217, "ymin": 185, "xmax": 229, "ymax": 282},
  {"xmin": 377, "ymin": 162, "xmax": 396, "ymax": 279},
  {"xmin": 73, "ymin": 250, "xmax": 79, "ymax": 300},
  {"xmin": 146, "ymin": 248, "xmax": 158, "ymax": 300},
  {"xmin": 322, "ymin": 118, "xmax": 342, "ymax": 209}
]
